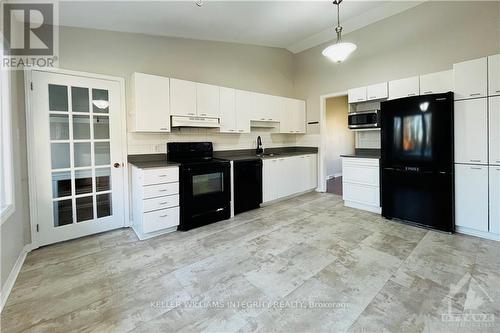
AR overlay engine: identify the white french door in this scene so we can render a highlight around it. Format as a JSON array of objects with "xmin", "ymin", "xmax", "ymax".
[{"xmin": 30, "ymin": 71, "xmax": 125, "ymax": 246}]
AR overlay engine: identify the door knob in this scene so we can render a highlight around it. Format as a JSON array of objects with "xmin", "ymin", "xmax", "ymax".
[{"xmin": 114, "ymin": 163, "xmax": 121, "ymax": 168}]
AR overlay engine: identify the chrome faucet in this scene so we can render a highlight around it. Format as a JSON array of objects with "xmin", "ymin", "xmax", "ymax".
[{"xmin": 256, "ymin": 136, "xmax": 263, "ymax": 155}]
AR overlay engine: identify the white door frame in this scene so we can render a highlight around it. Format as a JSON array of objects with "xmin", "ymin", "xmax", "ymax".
[
  {"xmin": 24, "ymin": 68, "xmax": 129, "ymax": 249},
  {"xmin": 318, "ymin": 90, "xmax": 348, "ymax": 192}
]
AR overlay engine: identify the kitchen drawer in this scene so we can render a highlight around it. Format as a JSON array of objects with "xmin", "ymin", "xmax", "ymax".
[
  {"xmin": 343, "ymin": 182, "xmax": 380, "ymax": 207},
  {"xmin": 143, "ymin": 194, "xmax": 179, "ymax": 213},
  {"xmin": 142, "ymin": 182, "xmax": 179, "ymax": 199},
  {"xmin": 342, "ymin": 165, "xmax": 379, "ymax": 186},
  {"xmin": 142, "ymin": 167, "xmax": 179, "ymax": 185},
  {"xmin": 143, "ymin": 207, "xmax": 180, "ymax": 233}
]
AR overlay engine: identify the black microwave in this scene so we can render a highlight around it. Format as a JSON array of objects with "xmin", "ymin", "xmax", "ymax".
[{"xmin": 348, "ymin": 110, "xmax": 380, "ymax": 129}]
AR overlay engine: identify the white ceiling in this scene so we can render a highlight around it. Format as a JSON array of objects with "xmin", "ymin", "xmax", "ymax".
[{"xmin": 59, "ymin": 1, "xmax": 424, "ymax": 53}]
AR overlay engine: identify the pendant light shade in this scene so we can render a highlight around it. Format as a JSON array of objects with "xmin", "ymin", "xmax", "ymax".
[
  {"xmin": 323, "ymin": 0, "xmax": 356, "ymax": 63},
  {"xmin": 322, "ymin": 42, "xmax": 357, "ymax": 63}
]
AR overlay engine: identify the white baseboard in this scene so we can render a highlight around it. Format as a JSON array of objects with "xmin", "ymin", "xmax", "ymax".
[
  {"xmin": 455, "ymin": 226, "xmax": 500, "ymax": 242},
  {"xmin": 344, "ymin": 200, "xmax": 381, "ymax": 214},
  {"xmin": 0, "ymin": 244, "xmax": 31, "ymax": 312}
]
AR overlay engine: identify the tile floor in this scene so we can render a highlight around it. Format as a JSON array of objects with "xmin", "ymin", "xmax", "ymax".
[{"xmin": 1, "ymin": 193, "xmax": 499, "ymax": 332}]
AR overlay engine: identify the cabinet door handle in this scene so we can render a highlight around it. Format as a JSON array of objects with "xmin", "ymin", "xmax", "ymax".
[
  {"xmin": 238, "ymin": 130, "xmax": 244, "ymax": 132},
  {"xmin": 159, "ymin": 214, "xmax": 168, "ymax": 218},
  {"xmin": 357, "ymin": 98, "xmax": 364, "ymax": 101},
  {"xmin": 496, "ymin": 160, "xmax": 500, "ymax": 163},
  {"xmin": 369, "ymin": 96, "xmax": 376, "ymax": 99},
  {"xmin": 423, "ymin": 91, "xmax": 432, "ymax": 94},
  {"xmin": 188, "ymin": 113, "xmax": 195, "ymax": 115},
  {"xmin": 158, "ymin": 189, "xmax": 167, "ymax": 192},
  {"xmin": 160, "ymin": 127, "xmax": 168, "ymax": 130},
  {"xmin": 407, "ymin": 93, "xmax": 416, "ymax": 97},
  {"xmin": 159, "ymin": 202, "xmax": 168, "ymax": 205},
  {"xmin": 268, "ymin": 118, "xmax": 273, "ymax": 121},
  {"xmin": 470, "ymin": 93, "xmax": 481, "ymax": 96},
  {"xmin": 200, "ymin": 113, "xmax": 207, "ymax": 116},
  {"xmin": 157, "ymin": 175, "xmax": 167, "ymax": 177},
  {"xmin": 470, "ymin": 159, "xmax": 481, "ymax": 162},
  {"xmin": 496, "ymin": 90, "xmax": 500, "ymax": 93},
  {"xmin": 470, "ymin": 167, "xmax": 482, "ymax": 170}
]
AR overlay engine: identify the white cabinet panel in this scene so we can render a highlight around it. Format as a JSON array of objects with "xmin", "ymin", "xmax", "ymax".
[
  {"xmin": 489, "ymin": 166, "xmax": 500, "ymax": 234},
  {"xmin": 143, "ymin": 195, "xmax": 179, "ymax": 213},
  {"xmin": 453, "ymin": 57, "xmax": 487, "ymax": 100},
  {"xmin": 388, "ymin": 76, "xmax": 420, "ymax": 100},
  {"xmin": 420, "ymin": 70, "xmax": 453, "ymax": 95},
  {"xmin": 219, "ymin": 87, "xmax": 237, "ymax": 133},
  {"xmin": 342, "ymin": 157, "xmax": 380, "ymax": 213},
  {"xmin": 263, "ymin": 154, "xmax": 317, "ymax": 203},
  {"xmin": 142, "ymin": 183, "xmax": 179, "ymax": 199},
  {"xmin": 281, "ymin": 98, "xmax": 306, "ymax": 134},
  {"xmin": 455, "ymin": 164, "xmax": 488, "ymax": 232},
  {"xmin": 130, "ymin": 73, "xmax": 170, "ymax": 132},
  {"xmin": 142, "ymin": 167, "xmax": 179, "ymax": 185},
  {"xmin": 196, "ymin": 83, "xmax": 219, "ymax": 118},
  {"xmin": 343, "ymin": 183, "xmax": 380, "ymax": 207},
  {"xmin": 235, "ymin": 90, "xmax": 252, "ymax": 133},
  {"xmin": 489, "ymin": 96, "xmax": 500, "ymax": 165},
  {"xmin": 454, "ymin": 99, "xmax": 488, "ymax": 164},
  {"xmin": 348, "ymin": 87, "xmax": 367, "ymax": 104},
  {"xmin": 366, "ymin": 82, "xmax": 388, "ymax": 101},
  {"xmin": 170, "ymin": 78, "xmax": 197, "ymax": 116},
  {"xmin": 488, "ymin": 54, "xmax": 500, "ymax": 96},
  {"xmin": 142, "ymin": 207, "xmax": 180, "ymax": 234}
]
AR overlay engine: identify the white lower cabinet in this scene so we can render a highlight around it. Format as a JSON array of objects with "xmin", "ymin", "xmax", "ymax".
[
  {"xmin": 455, "ymin": 164, "xmax": 489, "ymax": 233},
  {"xmin": 263, "ymin": 154, "xmax": 317, "ymax": 203},
  {"xmin": 131, "ymin": 165, "xmax": 180, "ymax": 239},
  {"xmin": 489, "ymin": 166, "xmax": 500, "ymax": 235},
  {"xmin": 342, "ymin": 157, "xmax": 380, "ymax": 213}
]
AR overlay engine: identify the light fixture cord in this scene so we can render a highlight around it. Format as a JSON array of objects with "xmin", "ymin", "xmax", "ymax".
[{"xmin": 334, "ymin": 0, "xmax": 343, "ymax": 42}]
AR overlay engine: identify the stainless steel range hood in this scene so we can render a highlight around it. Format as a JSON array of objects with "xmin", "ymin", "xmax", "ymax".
[{"xmin": 171, "ymin": 116, "xmax": 220, "ymax": 128}]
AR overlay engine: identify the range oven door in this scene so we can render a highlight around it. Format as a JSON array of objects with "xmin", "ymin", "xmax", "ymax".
[
  {"xmin": 178, "ymin": 162, "xmax": 231, "ymax": 230},
  {"xmin": 348, "ymin": 111, "xmax": 380, "ymax": 129}
]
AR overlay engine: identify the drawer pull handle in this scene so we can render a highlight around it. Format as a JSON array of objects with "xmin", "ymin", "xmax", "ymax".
[
  {"xmin": 407, "ymin": 93, "xmax": 415, "ymax": 96},
  {"xmin": 158, "ymin": 189, "xmax": 167, "ymax": 192},
  {"xmin": 159, "ymin": 202, "xmax": 168, "ymax": 205},
  {"xmin": 470, "ymin": 93, "xmax": 481, "ymax": 96},
  {"xmin": 496, "ymin": 90, "xmax": 500, "ymax": 93},
  {"xmin": 159, "ymin": 214, "xmax": 168, "ymax": 218},
  {"xmin": 470, "ymin": 167, "xmax": 482, "ymax": 170},
  {"xmin": 157, "ymin": 175, "xmax": 167, "ymax": 177},
  {"xmin": 470, "ymin": 159, "xmax": 481, "ymax": 162},
  {"xmin": 369, "ymin": 96, "xmax": 376, "ymax": 99}
]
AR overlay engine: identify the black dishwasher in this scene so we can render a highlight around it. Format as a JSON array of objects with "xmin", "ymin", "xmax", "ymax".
[{"xmin": 233, "ymin": 159, "xmax": 263, "ymax": 215}]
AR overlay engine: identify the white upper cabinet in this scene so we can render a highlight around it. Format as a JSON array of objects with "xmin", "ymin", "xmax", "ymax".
[
  {"xmin": 281, "ymin": 98, "xmax": 306, "ymax": 133},
  {"xmin": 454, "ymin": 98, "xmax": 488, "ymax": 165},
  {"xmin": 253, "ymin": 93, "xmax": 280, "ymax": 121},
  {"xmin": 170, "ymin": 78, "xmax": 197, "ymax": 116},
  {"xmin": 455, "ymin": 164, "xmax": 489, "ymax": 232},
  {"xmin": 388, "ymin": 76, "xmax": 420, "ymax": 100},
  {"xmin": 348, "ymin": 87, "xmax": 367, "ymax": 104},
  {"xmin": 489, "ymin": 96, "xmax": 500, "ymax": 165},
  {"xmin": 366, "ymin": 82, "xmax": 388, "ymax": 101},
  {"xmin": 196, "ymin": 83, "xmax": 220, "ymax": 118},
  {"xmin": 130, "ymin": 73, "xmax": 170, "ymax": 132},
  {"xmin": 234, "ymin": 90, "xmax": 252, "ymax": 133},
  {"xmin": 419, "ymin": 70, "xmax": 453, "ymax": 95},
  {"xmin": 489, "ymin": 166, "xmax": 500, "ymax": 235},
  {"xmin": 488, "ymin": 54, "xmax": 500, "ymax": 96},
  {"xmin": 453, "ymin": 57, "xmax": 487, "ymax": 100},
  {"xmin": 219, "ymin": 87, "xmax": 237, "ymax": 133}
]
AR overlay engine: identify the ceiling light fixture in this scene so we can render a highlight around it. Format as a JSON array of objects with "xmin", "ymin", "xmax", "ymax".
[{"xmin": 322, "ymin": 0, "xmax": 357, "ymax": 63}]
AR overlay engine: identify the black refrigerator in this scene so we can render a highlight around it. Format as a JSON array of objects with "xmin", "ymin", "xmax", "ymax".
[{"xmin": 380, "ymin": 92, "xmax": 454, "ymax": 232}]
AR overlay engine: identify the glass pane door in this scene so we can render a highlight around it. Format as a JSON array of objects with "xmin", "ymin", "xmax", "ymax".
[
  {"xmin": 49, "ymin": 83, "xmax": 112, "ymax": 227},
  {"xmin": 31, "ymin": 70, "xmax": 124, "ymax": 246}
]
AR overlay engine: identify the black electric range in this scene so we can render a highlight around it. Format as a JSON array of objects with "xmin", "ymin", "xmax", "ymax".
[{"xmin": 167, "ymin": 142, "xmax": 231, "ymax": 231}]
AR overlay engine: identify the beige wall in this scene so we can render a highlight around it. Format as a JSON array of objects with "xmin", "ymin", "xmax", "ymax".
[
  {"xmin": 294, "ymin": 1, "xmax": 500, "ymax": 138},
  {"xmin": 1, "ymin": 70, "xmax": 30, "ymax": 291},
  {"xmin": 59, "ymin": 26, "xmax": 297, "ymax": 153},
  {"xmin": 325, "ymin": 96, "xmax": 353, "ymax": 177}
]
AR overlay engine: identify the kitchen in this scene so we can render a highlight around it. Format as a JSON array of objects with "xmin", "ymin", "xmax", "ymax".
[{"xmin": 1, "ymin": 1, "xmax": 500, "ymax": 332}]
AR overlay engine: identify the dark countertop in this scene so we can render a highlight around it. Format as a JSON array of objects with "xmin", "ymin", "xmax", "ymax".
[
  {"xmin": 129, "ymin": 147, "xmax": 319, "ymax": 168},
  {"xmin": 340, "ymin": 149, "xmax": 380, "ymax": 159},
  {"xmin": 128, "ymin": 154, "xmax": 180, "ymax": 169},
  {"xmin": 214, "ymin": 146, "xmax": 318, "ymax": 161}
]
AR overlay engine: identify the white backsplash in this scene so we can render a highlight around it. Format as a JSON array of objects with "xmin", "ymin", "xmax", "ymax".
[
  {"xmin": 355, "ymin": 130, "xmax": 381, "ymax": 149},
  {"xmin": 127, "ymin": 128, "xmax": 297, "ymax": 154}
]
